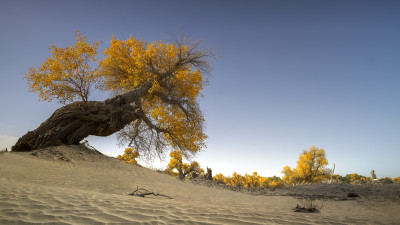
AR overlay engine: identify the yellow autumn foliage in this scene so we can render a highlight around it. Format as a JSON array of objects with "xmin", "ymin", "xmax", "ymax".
[
  {"xmin": 117, "ymin": 147, "xmax": 139, "ymax": 164},
  {"xmin": 99, "ymin": 36, "xmax": 208, "ymax": 155},
  {"xmin": 213, "ymin": 172, "xmax": 283, "ymax": 188},
  {"xmin": 25, "ymin": 30, "xmax": 101, "ymax": 104},
  {"xmin": 24, "ymin": 31, "xmax": 211, "ymax": 159},
  {"xmin": 385, "ymin": 177, "xmax": 393, "ymax": 182},
  {"xmin": 282, "ymin": 146, "xmax": 329, "ymax": 184},
  {"xmin": 165, "ymin": 150, "xmax": 202, "ymax": 179}
]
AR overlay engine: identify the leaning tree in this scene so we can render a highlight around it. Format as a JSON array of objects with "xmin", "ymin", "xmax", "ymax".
[{"xmin": 12, "ymin": 31, "xmax": 212, "ymax": 159}]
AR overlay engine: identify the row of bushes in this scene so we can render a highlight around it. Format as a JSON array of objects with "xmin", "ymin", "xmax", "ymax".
[
  {"xmin": 117, "ymin": 147, "xmax": 400, "ymax": 187},
  {"xmin": 332, "ymin": 173, "xmax": 400, "ymax": 184},
  {"xmin": 117, "ymin": 148, "xmax": 283, "ymax": 188},
  {"xmin": 214, "ymin": 172, "xmax": 284, "ymax": 188}
]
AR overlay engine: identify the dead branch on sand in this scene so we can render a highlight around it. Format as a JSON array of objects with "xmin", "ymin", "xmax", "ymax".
[
  {"xmin": 292, "ymin": 198, "xmax": 324, "ymax": 213},
  {"xmin": 129, "ymin": 186, "xmax": 172, "ymax": 199}
]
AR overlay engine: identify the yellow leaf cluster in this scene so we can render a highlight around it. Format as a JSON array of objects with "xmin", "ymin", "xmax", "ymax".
[
  {"xmin": 25, "ymin": 30, "xmax": 101, "ymax": 104},
  {"xmin": 149, "ymin": 98, "xmax": 207, "ymax": 153},
  {"xmin": 117, "ymin": 147, "xmax": 139, "ymax": 164},
  {"xmin": 99, "ymin": 37, "xmax": 203, "ymax": 98}
]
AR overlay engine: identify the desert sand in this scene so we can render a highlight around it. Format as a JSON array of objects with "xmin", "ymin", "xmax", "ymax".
[{"xmin": 1, "ymin": 145, "xmax": 399, "ymax": 224}]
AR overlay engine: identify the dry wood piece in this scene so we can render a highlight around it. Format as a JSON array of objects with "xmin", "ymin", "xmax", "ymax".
[
  {"xmin": 371, "ymin": 170, "xmax": 376, "ymax": 179},
  {"xmin": 293, "ymin": 204, "xmax": 320, "ymax": 213},
  {"xmin": 205, "ymin": 167, "xmax": 212, "ymax": 180},
  {"xmin": 129, "ymin": 186, "xmax": 172, "ymax": 199},
  {"xmin": 292, "ymin": 198, "xmax": 323, "ymax": 213}
]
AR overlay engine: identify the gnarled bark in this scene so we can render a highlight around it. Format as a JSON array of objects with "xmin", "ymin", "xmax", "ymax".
[{"xmin": 12, "ymin": 82, "xmax": 152, "ymax": 151}]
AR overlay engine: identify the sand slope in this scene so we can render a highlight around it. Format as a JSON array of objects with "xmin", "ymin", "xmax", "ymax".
[{"xmin": 1, "ymin": 145, "xmax": 399, "ymax": 224}]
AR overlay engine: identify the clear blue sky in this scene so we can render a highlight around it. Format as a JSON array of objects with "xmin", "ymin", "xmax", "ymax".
[{"xmin": 1, "ymin": 0, "xmax": 399, "ymax": 178}]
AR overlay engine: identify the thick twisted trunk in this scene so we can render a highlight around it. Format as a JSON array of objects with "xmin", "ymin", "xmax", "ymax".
[{"xmin": 12, "ymin": 82, "xmax": 152, "ymax": 151}]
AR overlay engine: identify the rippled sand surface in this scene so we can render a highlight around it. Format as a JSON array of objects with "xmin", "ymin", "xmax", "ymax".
[{"xmin": 1, "ymin": 145, "xmax": 399, "ymax": 224}]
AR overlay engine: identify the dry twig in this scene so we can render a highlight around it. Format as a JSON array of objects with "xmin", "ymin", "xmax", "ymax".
[
  {"xmin": 129, "ymin": 186, "xmax": 172, "ymax": 199},
  {"xmin": 292, "ymin": 198, "xmax": 324, "ymax": 213}
]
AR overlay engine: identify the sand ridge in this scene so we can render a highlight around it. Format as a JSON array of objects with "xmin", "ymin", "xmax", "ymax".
[{"xmin": 1, "ymin": 145, "xmax": 400, "ymax": 224}]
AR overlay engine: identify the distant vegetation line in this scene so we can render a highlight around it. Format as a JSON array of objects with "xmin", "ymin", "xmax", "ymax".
[{"xmin": 117, "ymin": 146, "xmax": 400, "ymax": 188}]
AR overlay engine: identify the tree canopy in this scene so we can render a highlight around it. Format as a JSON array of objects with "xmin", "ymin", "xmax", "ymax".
[
  {"xmin": 99, "ymin": 35, "xmax": 211, "ymax": 159},
  {"xmin": 282, "ymin": 146, "xmax": 329, "ymax": 184},
  {"xmin": 25, "ymin": 31, "xmax": 101, "ymax": 104},
  {"xmin": 17, "ymin": 31, "xmax": 212, "ymax": 159},
  {"xmin": 164, "ymin": 150, "xmax": 203, "ymax": 179}
]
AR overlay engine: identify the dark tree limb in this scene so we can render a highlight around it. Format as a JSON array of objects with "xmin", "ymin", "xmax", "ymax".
[{"xmin": 12, "ymin": 82, "xmax": 152, "ymax": 152}]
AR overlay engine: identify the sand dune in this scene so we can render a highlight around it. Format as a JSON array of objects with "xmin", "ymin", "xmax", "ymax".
[{"xmin": 1, "ymin": 145, "xmax": 399, "ymax": 224}]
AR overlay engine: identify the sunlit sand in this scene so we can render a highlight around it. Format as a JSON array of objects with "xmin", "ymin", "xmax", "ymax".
[{"xmin": 1, "ymin": 145, "xmax": 399, "ymax": 224}]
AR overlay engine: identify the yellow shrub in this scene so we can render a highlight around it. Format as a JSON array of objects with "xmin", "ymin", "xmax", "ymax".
[
  {"xmin": 259, "ymin": 176, "xmax": 269, "ymax": 187},
  {"xmin": 213, "ymin": 173, "xmax": 225, "ymax": 182},
  {"xmin": 385, "ymin": 177, "xmax": 393, "ymax": 182},
  {"xmin": 165, "ymin": 150, "xmax": 202, "ymax": 179},
  {"xmin": 242, "ymin": 172, "xmax": 264, "ymax": 188},
  {"xmin": 349, "ymin": 173, "xmax": 362, "ymax": 183},
  {"xmin": 117, "ymin": 147, "xmax": 139, "ymax": 164},
  {"xmin": 224, "ymin": 177, "xmax": 232, "ymax": 186},
  {"xmin": 230, "ymin": 172, "xmax": 244, "ymax": 187},
  {"xmin": 269, "ymin": 180, "xmax": 284, "ymax": 188}
]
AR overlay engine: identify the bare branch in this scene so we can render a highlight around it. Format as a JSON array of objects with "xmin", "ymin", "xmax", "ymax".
[{"xmin": 129, "ymin": 186, "xmax": 172, "ymax": 199}]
